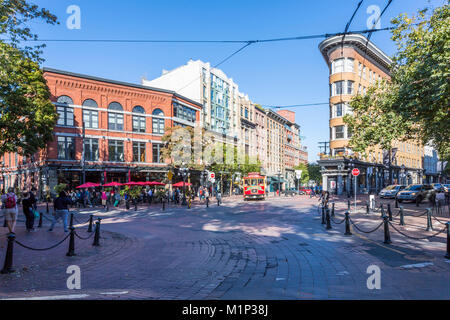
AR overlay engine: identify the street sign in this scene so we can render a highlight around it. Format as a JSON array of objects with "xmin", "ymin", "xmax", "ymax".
[
  {"xmin": 352, "ymin": 168, "xmax": 360, "ymax": 177},
  {"xmin": 295, "ymin": 170, "xmax": 303, "ymax": 180},
  {"xmin": 167, "ymin": 171, "xmax": 173, "ymax": 181},
  {"xmin": 210, "ymin": 172, "xmax": 215, "ymax": 179}
]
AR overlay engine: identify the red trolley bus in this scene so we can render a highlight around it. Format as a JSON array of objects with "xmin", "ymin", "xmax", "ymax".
[{"xmin": 243, "ymin": 172, "xmax": 267, "ymax": 201}]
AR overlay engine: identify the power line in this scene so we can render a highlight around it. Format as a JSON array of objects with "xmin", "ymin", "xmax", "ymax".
[
  {"xmin": 4, "ymin": 26, "xmax": 396, "ymax": 44},
  {"xmin": 264, "ymin": 102, "xmax": 329, "ymax": 109}
]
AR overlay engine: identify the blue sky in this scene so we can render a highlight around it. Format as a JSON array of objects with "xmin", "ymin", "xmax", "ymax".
[{"xmin": 29, "ymin": 0, "xmax": 446, "ymax": 163}]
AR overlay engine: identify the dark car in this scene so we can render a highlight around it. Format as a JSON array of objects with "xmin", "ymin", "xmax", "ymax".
[
  {"xmin": 379, "ymin": 185, "xmax": 406, "ymax": 199},
  {"xmin": 431, "ymin": 183, "xmax": 445, "ymax": 193},
  {"xmin": 283, "ymin": 188, "xmax": 298, "ymax": 196},
  {"xmin": 396, "ymin": 184, "xmax": 435, "ymax": 203}
]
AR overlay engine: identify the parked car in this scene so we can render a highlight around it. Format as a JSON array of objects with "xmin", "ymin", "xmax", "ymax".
[
  {"xmin": 284, "ymin": 188, "xmax": 299, "ymax": 196},
  {"xmin": 379, "ymin": 185, "xmax": 406, "ymax": 199},
  {"xmin": 299, "ymin": 188, "xmax": 312, "ymax": 195},
  {"xmin": 396, "ymin": 184, "xmax": 435, "ymax": 203},
  {"xmin": 431, "ymin": 183, "xmax": 445, "ymax": 193},
  {"xmin": 443, "ymin": 184, "xmax": 450, "ymax": 192}
]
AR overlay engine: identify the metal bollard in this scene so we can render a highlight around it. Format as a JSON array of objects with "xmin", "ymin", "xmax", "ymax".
[
  {"xmin": 416, "ymin": 197, "xmax": 420, "ymax": 207},
  {"xmin": 445, "ymin": 222, "xmax": 450, "ymax": 259},
  {"xmin": 206, "ymin": 197, "xmax": 209, "ymax": 208},
  {"xmin": 1, "ymin": 233, "xmax": 16, "ymax": 274},
  {"xmin": 331, "ymin": 203, "xmax": 335, "ymax": 217},
  {"xmin": 395, "ymin": 198, "xmax": 399, "ymax": 208},
  {"xmin": 399, "ymin": 206, "xmax": 405, "ymax": 226},
  {"xmin": 347, "ymin": 200, "xmax": 351, "ymax": 211},
  {"xmin": 321, "ymin": 206, "xmax": 326, "ymax": 225},
  {"xmin": 380, "ymin": 204, "xmax": 385, "ymax": 218},
  {"xmin": 426, "ymin": 208, "xmax": 433, "ymax": 231},
  {"xmin": 92, "ymin": 219, "xmax": 101, "ymax": 246},
  {"xmin": 217, "ymin": 198, "xmax": 220, "ymax": 206},
  {"xmin": 388, "ymin": 203, "xmax": 393, "ymax": 221},
  {"xmin": 69, "ymin": 213, "xmax": 74, "ymax": 228},
  {"xmin": 38, "ymin": 212, "xmax": 43, "ymax": 228},
  {"xmin": 366, "ymin": 201, "xmax": 370, "ymax": 215},
  {"xmin": 87, "ymin": 215, "xmax": 94, "ymax": 233},
  {"xmin": 326, "ymin": 209, "xmax": 332, "ymax": 230},
  {"xmin": 162, "ymin": 201, "xmax": 165, "ymax": 211},
  {"xmin": 66, "ymin": 227, "xmax": 76, "ymax": 257},
  {"xmin": 3, "ymin": 216, "xmax": 7, "ymax": 228},
  {"xmin": 344, "ymin": 212, "xmax": 352, "ymax": 236},
  {"xmin": 383, "ymin": 216, "xmax": 391, "ymax": 244}
]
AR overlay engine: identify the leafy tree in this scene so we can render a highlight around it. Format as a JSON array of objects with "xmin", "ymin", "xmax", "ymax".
[
  {"xmin": 307, "ymin": 163, "xmax": 322, "ymax": 184},
  {"xmin": 0, "ymin": 1, "xmax": 59, "ymax": 157},
  {"xmin": 345, "ymin": 2, "xmax": 450, "ymax": 160}
]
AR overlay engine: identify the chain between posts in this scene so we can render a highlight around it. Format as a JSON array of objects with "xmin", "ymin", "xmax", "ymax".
[
  {"xmin": 388, "ymin": 221, "xmax": 447, "ymax": 240},
  {"xmin": 15, "ymin": 234, "xmax": 71, "ymax": 251},
  {"xmin": 74, "ymin": 229, "xmax": 96, "ymax": 240},
  {"xmin": 349, "ymin": 217, "xmax": 384, "ymax": 234}
]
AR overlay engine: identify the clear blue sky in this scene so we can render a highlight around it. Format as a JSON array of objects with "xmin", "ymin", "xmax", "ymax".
[{"xmin": 31, "ymin": 0, "xmax": 445, "ymax": 163}]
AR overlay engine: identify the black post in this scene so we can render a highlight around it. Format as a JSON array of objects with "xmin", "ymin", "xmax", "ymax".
[
  {"xmin": 206, "ymin": 197, "xmax": 209, "ymax": 208},
  {"xmin": 395, "ymin": 197, "xmax": 399, "ymax": 208},
  {"xmin": 326, "ymin": 208, "xmax": 332, "ymax": 230},
  {"xmin": 445, "ymin": 222, "xmax": 450, "ymax": 259},
  {"xmin": 416, "ymin": 196, "xmax": 420, "ymax": 207},
  {"xmin": 134, "ymin": 199, "xmax": 137, "ymax": 211},
  {"xmin": 366, "ymin": 201, "xmax": 370, "ymax": 215},
  {"xmin": 380, "ymin": 204, "xmax": 385, "ymax": 218},
  {"xmin": 321, "ymin": 206, "xmax": 326, "ymax": 225},
  {"xmin": 426, "ymin": 208, "xmax": 433, "ymax": 231},
  {"xmin": 92, "ymin": 219, "xmax": 101, "ymax": 246},
  {"xmin": 87, "ymin": 215, "xmax": 93, "ymax": 233},
  {"xmin": 38, "ymin": 212, "xmax": 43, "ymax": 228},
  {"xmin": 126, "ymin": 200, "xmax": 130, "ymax": 210},
  {"xmin": 344, "ymin": 212, "xmax": 352, "ymax": 236},
  {"xmin": 387, "ymin": 203, "xmax": 393, "ymax": 221},
  {"xmin": 383, "ymin": 216, "xmax": 392, "ymax": 244},
  {"xmin": 331, "ymin": 202, "xmax": 335, "ymax": 217},
  {"xmin": 1, "ymin": 233, "xmax": 15, "ymax": 274},
  {"xmin": 66, "ymin": 227, "xmax": 76, "ymax": 257},
  {"xmin": 399, "ymin": 206, "xmax": 405, "ymax": 226},
  {"xmin": 347, "ymin": 200, "xmax": 351, "ymax": 211},
  {"xmin": 69, "ymin": 213, "xmax": 74, "ymax": 228},
  {"xmin": 3, "ymin": 216, "xmax": 7, "ymax": 227},
  {"xmin": 46, "ymin": 200, "xmax": 49, "ymax": 214},
  {"xmin": 162, "ymin": 200, "xmax": 165, "ymax": 211}
]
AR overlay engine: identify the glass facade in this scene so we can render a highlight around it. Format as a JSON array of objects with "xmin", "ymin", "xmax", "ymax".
[
  {"xmin": 133, "ymin": 142, "xmax": 146, "ymax": 162},
  {"xmin": 108, "ymin": 140, "xmax": 124, "ymax": 162},
  {"xmin": 84, "ymin": 138, "xmax": 99, "ymax": 161},
  {"xmin": 57, "ymin": 136, "xmax": 75, "ymax": 160}
]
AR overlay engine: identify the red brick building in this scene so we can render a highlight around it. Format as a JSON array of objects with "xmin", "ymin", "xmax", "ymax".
[{"xmin": 0, "ymin": 68, "xmax": 202, "ymax": 197}]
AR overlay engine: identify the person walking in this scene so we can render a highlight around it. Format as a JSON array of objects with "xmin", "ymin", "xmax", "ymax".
[
  {"xmin": 22, "ymin": 192, "xmax": 36, "ymax": 232},
  {"xmin": 101, "ymin": 190, "xmax": 108, "ymax": 211},
  {"xmin": 49, "ymin": 191, "xmax": 73, "ymax": 232},
  {"xmin": 148, "ymin": 188, "xmax": 153, "ymax": 204},
  {"xmin": 2, "ymin": 187, "xmax": 18, "ymax": 234},
  {"xmin": 114, "ymin": 191, "xmax": 121, "ymax": 207}
]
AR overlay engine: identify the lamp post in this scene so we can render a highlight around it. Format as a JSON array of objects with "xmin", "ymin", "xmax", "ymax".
[
  {"xmin": 277, "ymin": 170, "xmax": 282, "ymax": 197},
  {"xmin": 401, "ymin": 165, "xmax": 405, "ymax": 185},
  {"xmin": 178, "ymin": 164, "xmax": 189, "ymax": 206},
  {"xmin": 348, "ymin": 159, "xmax": 354, "ymax": 198}
]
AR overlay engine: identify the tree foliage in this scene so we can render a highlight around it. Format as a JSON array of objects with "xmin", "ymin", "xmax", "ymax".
[
  {"xmin": 293, "ymin": 163, "xmax": 310, "ymax": 185},
  {"xmin": 345, "ymin": 2, "xmax": 450, "ymax": 160},
  {"xmin": 0, "ymin": 0, "xmax": 59, "ymax": 157}
]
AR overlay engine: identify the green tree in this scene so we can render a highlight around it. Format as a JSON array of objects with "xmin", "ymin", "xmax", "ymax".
[
  {"xmin": 0, "ymin": 1, "xmax": 59, "ymax": 156},
  {"xmin": 308, "ymin": 163, "xmax": 322, "ymax": 184},
  {"xmin": 344, "ymin": 2, "xmax": 450, "ymax": 160}
]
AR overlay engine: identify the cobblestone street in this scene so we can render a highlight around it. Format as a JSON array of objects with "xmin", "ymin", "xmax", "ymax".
[{"xmin": 1, "ymin": 195, "xmax": 449, "ymax": 300}]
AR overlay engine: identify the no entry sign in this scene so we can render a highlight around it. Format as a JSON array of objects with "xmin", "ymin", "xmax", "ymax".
[
  {"xmin": 352, "ymin": 168, "xmax": 360, "ymax": 177},
  {"xmin": 210, "ymin": 172, "xmax": 215, "ymax": 179}
]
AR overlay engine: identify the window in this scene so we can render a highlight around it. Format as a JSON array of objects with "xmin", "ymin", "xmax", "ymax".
[
  {"xmin": 56, "ymin": 96, "xmax": 74, "ymax": 126},
  {"xmin": 347, "ymin": 81, "xmax": 354, "ymax": 94},
  {"xmin": 84, "ymin": 138, "xmax": 99, "ymax": 161},
  {"xmin": 347, "ymin": 126, "xmax": 353, "ymax": 138},
  {"xmin": 173, "ymin": 103, "xmax": 196, "ymax": 123},
  {"xmin": 345, "ymin": 58, "xmax": 354, "ymax": 72},
  {"xmin": 335, "ymin": 126, "xmax": 345, "ymax": 139},
  {"xmin": 132, "ymin": 106, "xmax": 146, "ymax": 133},
  {"xmin": 108, "ymin": 102, "xmax": 124, "ymax": 131},
  {"xmin": 82, "ymin": 99, "xmax": 99, "ymax": 129},
  {"xmin": 108, "ymin": 140, "xmax": 124, "ymax": 162},
  {"xmin": 133, "ymin": 142, "xmax": 146, "ymax": 162},
  {"xmin": 152, "ymin": 144, "xmax": 161, "ymax": 163},
  {"xmin": 333, "ymin": 103, "xmax": 343, "ymax": 117},
  {"xmin": 152, "ymin": 109, "xmax": 165, "ymax": 134},
  {"xmin": 57, "ymin": 136, "xmax": 75, "ymax": 160},
  {"xmin": 363, "ymin": 66, "xmax": 367, "ymax": 79},
  {"xmin": 333, "ymin": 81, "xmax": 344, "ymax": 95},
  {"xmin": 332, "ymin": 58, "xmax": 344, "ymax": 73}
]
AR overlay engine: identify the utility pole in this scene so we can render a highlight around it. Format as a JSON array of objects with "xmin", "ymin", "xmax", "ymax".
[{"xmin": 82, "ymin": 121, "xmax": 86, "ymax": 185}]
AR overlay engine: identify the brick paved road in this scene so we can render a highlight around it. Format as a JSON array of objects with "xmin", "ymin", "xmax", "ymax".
[{"xmin": 1, "ymin": 196, "xmax": 449, "ymax": 300}]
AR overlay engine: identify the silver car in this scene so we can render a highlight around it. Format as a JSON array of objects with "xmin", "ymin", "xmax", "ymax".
[{"xmin": 379, "ymin": 185, "xmax": 406, "ymax": 199}]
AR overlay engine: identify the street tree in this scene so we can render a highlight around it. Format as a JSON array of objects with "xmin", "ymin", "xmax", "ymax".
[
  {"xmin": 293, "ymin": 163, "xmax": 310, "ymax": 185},
  {"xmin": 0, "ymin": 1, "xmax": 59, "ymax": 156}
]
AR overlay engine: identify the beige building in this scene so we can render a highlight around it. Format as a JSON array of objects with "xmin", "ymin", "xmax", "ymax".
[{"xmin": 318, "ymin": 33, "xmax": 424, "ymax": 195}]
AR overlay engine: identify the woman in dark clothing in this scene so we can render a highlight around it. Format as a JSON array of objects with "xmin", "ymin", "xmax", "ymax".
[{"xmin": 22, "ymin": 192, "xmax": 35, "ymax": 232}]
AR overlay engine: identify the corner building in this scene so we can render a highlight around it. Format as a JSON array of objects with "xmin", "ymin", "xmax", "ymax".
[{"xmin": 318, "ymin": 34, "xmax": 424, "ymax": 195}]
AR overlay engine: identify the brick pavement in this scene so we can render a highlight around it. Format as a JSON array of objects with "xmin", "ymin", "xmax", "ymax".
[{"xmin": 1, "ymin": 195, "xmax": 449, "ymax": 300}]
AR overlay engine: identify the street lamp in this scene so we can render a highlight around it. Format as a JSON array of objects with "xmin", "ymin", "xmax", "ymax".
[
  {"xmin": 348, "ymin": 159, "xmax": 354, "ymax": 198},
  {"xmin": 277, "ymin": 170, "xmax": 282, "ymax": 197},
  {"xmin": 178, "ymin": 164, "xmax": 190, "ymax": 206},
  {"xmin": 401, "ymin": 164, "xmax": 405, "ymax": 185}
]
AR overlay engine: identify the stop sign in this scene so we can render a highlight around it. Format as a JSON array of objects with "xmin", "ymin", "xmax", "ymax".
[
  {"xmin": 210, "ymin": 172, "xmax": 215, "ymax": 179},
  {"xmin": 352, "ymin": 168, "xmax": 360, "ymax": 177}
]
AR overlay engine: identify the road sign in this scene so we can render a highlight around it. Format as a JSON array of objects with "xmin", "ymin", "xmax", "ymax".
[
  {"xmin": 210, "ymin": 172, "xmax": 215, "ymax": 179},
  {"xmin": 352, "ymin": 168, "xmax": 360, "ymax": 177},
  {"xmin": 167, "ymin": 171, "xmax": 173, "ymax": 180},
  {"xmin": 295, "ymin": 170, "xmax": 303, "ymax": 180}
]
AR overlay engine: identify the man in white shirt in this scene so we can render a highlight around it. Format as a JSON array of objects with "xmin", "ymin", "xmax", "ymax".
[{"xmin": 1, "ymin": 187, "xmax": 18, "ymax": 234}]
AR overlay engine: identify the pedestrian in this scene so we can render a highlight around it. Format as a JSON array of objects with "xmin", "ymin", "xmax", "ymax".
[
  {"xmin": 49, "ymin": 191, "xmax": 73, "ymax": 232},
  {"xmin": 148, "ymin": 188, "xmax": 153, "ymax": 204},
  {"xmin": 2, "ymin": 187, "xmax": 18, "ymax": 234},
  {"xmin": 22, "ymin": 192, "xmax": 36, "ymax": 232},
  {"xmin": 114, "ymin": 191, "xmax": 121, "ymax": 207},
  {"xmin": 101, "ymin": 190, "xmax": 108, "ymax": 210},
  {"xmin": 310, "ymin": 187, "xmax": 315, "ymax": 198}
]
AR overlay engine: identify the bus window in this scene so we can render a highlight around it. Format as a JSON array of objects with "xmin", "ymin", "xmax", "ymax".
[
  {"xmin": 251, "ymin": 179, "xmax": 257, "ymax": 186},
  {"xmin": 244, "ymin": 180, "xmax": 250, "ymax": 186},
  {"xmin": 258, "ymin": 179, "xmax": 264, "ymax": 184}
]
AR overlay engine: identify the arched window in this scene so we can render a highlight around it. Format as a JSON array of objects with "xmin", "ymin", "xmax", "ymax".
[
  {"xmin": 152, "ymin": 109, "xmax": 165, "ymax": 134},
  {"xmin": 56, "ymin": 96, "xmax": 74, "ymax": 126},
  {"xmin": 132, "ymin": 106, "xmax": 146, "ymax": 133},
  {"xmin": 108, "ymin": 102, "xmax": 124, "ymax": 131},
  {"xmin": 82, "ymin": 99, "xmax": 99, "ymax": 128},
  {"xmin": 57, "ymin": 95, "xmax": 73, "ymax": 105}
]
